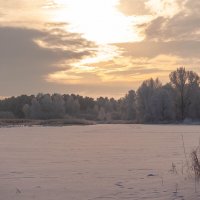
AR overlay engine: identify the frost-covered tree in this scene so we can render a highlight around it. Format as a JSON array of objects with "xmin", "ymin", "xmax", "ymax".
[
  {"xmin": 1, "ymin": 67, "xmax": 200, "ymax": 123},
  {"xmin": 121, "ymin": 90, "xmax": 136, "ymax": 120},
  {"xmin": 40, "ymin": 94, "xmax": 54, "ymax": 119},
  {"xmin": 151, "ymin": 88, "xmax": 175, "ymax": 122},
  {"xmin": 52, "ymin": 94, "xmax": 65, "ymax": 118},
  {"xmin": 136, "ymin": 78, "xmax": 162, "ymax": 122},
  {"xmin": 65, "ymin": 96, "xmax": 80, "ymax": 116},
  {"xmin": 30, "ymin": 98, "xmax": 42, "ymax": 119},
  {"xmin": 22, "ymin": 104, "xmax": 30, "ymax": 118},
  {"xmin": 186, "ymin": 71, "xmax": 200, "ymax": 119},
  {"xmin": 169, "ymin": 67, "xmax": 188, "ymax": 120},
  {"xmin": 28, "ymin": 94, "xmax": 65, "ymax": 119},
  {"xmin": 169, "ymin": 67, "xmax": 200, "ymax": 120},
  {"xmin": 98, "ymin": 107, "xmax": 106, "ymax": 121}
]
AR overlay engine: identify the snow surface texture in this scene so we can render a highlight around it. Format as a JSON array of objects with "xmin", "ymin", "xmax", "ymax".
[{"xmin": 0, "ymin": 125, "xmax": 200, "ymax": 200}]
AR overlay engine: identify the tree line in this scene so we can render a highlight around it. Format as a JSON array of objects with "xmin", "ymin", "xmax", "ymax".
[{"xmin": 0, "ymin": 67, "xmax": 200, "ymax": 123}]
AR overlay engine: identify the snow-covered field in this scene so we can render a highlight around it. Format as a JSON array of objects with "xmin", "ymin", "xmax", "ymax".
[{"xmin": 0, "ymin": 125, "xmax": 200, "ymax": 200}]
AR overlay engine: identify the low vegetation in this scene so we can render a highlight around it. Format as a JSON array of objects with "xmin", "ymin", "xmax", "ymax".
[{"xmin": 0, "ymin": 118, "xmax": 96, "ymax": 127}]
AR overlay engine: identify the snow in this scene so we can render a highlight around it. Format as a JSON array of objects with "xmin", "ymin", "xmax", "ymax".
[{"xmin": 0, "ymin": 125, "xmax": 200, "ymax": 199}]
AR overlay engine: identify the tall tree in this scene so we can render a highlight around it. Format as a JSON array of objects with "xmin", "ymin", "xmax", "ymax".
[
  {"xmin": 169, "ymin": 67, "xmax": 187, "ymax": 120},
  {"xmin": 136, "ymin": 78, "xmax": 161, "ymax": 122},
  {"xmin": 123, "ymin": 90, "xmax": 136, "ymax": 120}
]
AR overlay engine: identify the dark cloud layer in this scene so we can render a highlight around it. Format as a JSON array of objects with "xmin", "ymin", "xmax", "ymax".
[{"xmin": 0, "ymin": 26, "xmax": 95, "ymax": 96}]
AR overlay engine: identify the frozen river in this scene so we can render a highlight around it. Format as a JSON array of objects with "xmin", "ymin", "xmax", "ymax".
[{"xmin": 0, "ymin": 125, "xmax": 200, "ymax": 200}]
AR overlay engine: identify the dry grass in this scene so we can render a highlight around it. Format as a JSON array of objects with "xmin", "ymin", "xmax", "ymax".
[
  {"xmin": 191, "ymin": 149, "xmax": 200, "ymax": 180},
  {"xmin": 0, "ymin": 118, "xmax": 96, "ymax": 127}
]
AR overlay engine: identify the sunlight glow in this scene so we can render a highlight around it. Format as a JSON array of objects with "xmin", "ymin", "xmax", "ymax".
[
  {"xmin": 45, "ymin": 0, "xmax": 142, "ymax": 85},
  {"xmin": 46, "ymin": 0, "xmax": 180, "ymax": 88},
  {"xmin": 52, "ymin": 0, "xmax": 140, "ymax": 44}
]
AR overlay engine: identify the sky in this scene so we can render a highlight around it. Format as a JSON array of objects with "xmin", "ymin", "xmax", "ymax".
[{"xmin": 1, "ymin": 0, "xmax": 200, "ymax": 98}]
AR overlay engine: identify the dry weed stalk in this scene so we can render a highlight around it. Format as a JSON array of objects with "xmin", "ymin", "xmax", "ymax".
[
  {"xmin": 191, "ymin": 150, "xmax": 200, "ymax": 178},
  {"xmin": 190, "ymin": 145, "xmax": 200, "ymax": 192}
]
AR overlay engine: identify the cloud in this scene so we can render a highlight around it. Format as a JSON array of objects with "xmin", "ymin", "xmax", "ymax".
[
  {"xmin": 185, "ymin": 0, "xmax": 200, "ymax": 12},
  {"xmin": 2, "ymin": 0, "xmax": 200, "ymax": 98},
  {"xmin": 109, "ymin": 0, "xmax": 200, "ymax": 88},
  {"xmin": 114, "ymin": 0, "xmax": 200, "ymax": 66},
  {"xmin": 118, "ymin": 0, "xmax": 181, "ymax": 17},
  {"xmin": 0, "ymin": 0, "xmax": 60, "ymax": 27},
  {"xmin": 144, "ymin": 14, "xmax": 200, "ymax": 41},
  {"xmin": 118, "ymin": 0, "xmax": 150, "ymax": 16},
  {"xmin": 142, "ymin": 0, "xmax": 200, "ymax": 41},
  {"xmin": 116, "ymin": 40, "xmax": 200, "ymax": 58},
  {"xmin": 0, "ymin": 26, "xmax": 96, "ymax": 96},
  {"xmin": 45, "ymin": 0, "xmax": 200, "ymax": 97}
]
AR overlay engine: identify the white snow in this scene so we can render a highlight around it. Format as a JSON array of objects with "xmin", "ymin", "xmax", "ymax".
[{"xmin": 0, "ymin": 124, "xmax": 200, "ymax": 200}]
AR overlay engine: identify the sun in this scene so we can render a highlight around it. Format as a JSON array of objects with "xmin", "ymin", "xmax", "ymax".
[{"xmin": 52, "ymin": 0, "xmax": 139, "ymax": 44}]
